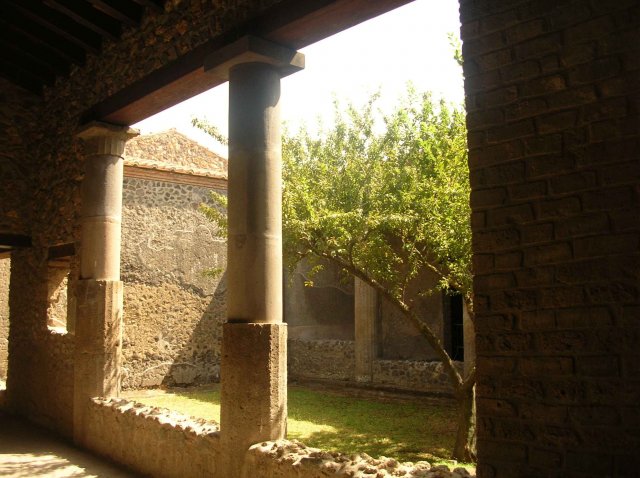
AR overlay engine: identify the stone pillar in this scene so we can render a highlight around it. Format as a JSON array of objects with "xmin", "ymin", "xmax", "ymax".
[
  {"xmin": 204, "ymin": 36, "xmax": 304, "ymax": 478},
  {"xmin": 73, "ymin": 122, "xmax": 137, "ymax": 446},
  {"xmin": 354, "ymin": 277, "xmax": 377, "ymax": 382}
]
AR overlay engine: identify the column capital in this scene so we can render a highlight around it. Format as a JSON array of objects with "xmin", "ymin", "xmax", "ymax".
[
  {"xmin": 77, "ymin": 121, "xmax": 139, "ymax": 157},
  {"xmin": 204, "ymin": 35, "xmax": 304, "ymax": 80}
]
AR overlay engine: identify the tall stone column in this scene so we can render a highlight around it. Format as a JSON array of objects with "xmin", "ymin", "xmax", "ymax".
[
  {"xmin": 204, "ymin": 37, "xmax": 304, "ymax": 478},
  {"xmin": 354, "ymin": 278, "xmax": 378, "ymax": 382},
  {"xmin": 73, "ymin": 122, "xmax": 138, "ymax": 446}
]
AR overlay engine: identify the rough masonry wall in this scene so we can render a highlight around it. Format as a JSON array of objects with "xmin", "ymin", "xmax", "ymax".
[
  {"xmin": 86, "ymin": 397, "xmax": 472, "ymax": 478},
  {"xmin": 85, "ymin": 398, "xmax": 221, "ymax": 477},
  {"xmin": 288, "ymin": 339, "xmax": 459, "ymax": 395},
  {"xmin": 288, "ymin": 339, "xmax": 355, "ymax": 382},
  {"xmin": 0, "ymin": 77, "xmax": 40, "ymax": 236},
  {"xmin": 460, "ymin": 0, "xmax": 639, "ymax": 476},
  {"xmin": 121, "ymin": 177, "xmax": 226, "ymax": 389},
  {"xmin": 6, "ymin": 250, "xmax": 74, "ymax": 436},
  {"xmin": 0, "ymin": 258, "xmax": 9, "ymax": 381}
]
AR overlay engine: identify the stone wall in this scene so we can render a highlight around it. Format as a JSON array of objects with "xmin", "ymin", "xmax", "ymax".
[
  {"xmin": 288, "ymin": 338, "xmax": 460, "ymax": 395},
  {"xmin": 121, "ymin": 175, "xmax": 226, "ymax": 389},
  {"xmin": 288, "ymin": 339, "xmax": 355, "ymax": 382},
  {"xmin": 85, "ymin": 397, "xmax": 472, "ymax": 478},
  {"xmin": 0, "ymin": 77, "xmax": 40, "ymax": 236},
  {"xmin": 372, "ymin": 360, "xmax": 462, "ymax": 395},
  {"xmin": 6, "ymin": 250, "xmax": 75, "ymax": 436},
  {"xmin": 460, "ymin": 0, "xmax": 639, "ymax": 475},
  {"xmin": 285, "ymin": 260, "xmax": 354, "ymax": 341},
  {"xmin": 85, "ymin": 398, "xmax": 221, "ymax": 477},
  {"xmin": 0, "ymin": 258, "xmax": 9, "ymax": 380}
]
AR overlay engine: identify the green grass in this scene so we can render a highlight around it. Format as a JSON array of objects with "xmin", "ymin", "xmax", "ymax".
[{"xmin": 126, "ymin": 385, "xmax": 472, "ymax": 469}]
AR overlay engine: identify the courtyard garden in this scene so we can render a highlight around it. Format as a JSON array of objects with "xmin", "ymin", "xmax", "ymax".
[{"xmin": 126, "ymin": 384, "xmax": 475, "ymax": 472}]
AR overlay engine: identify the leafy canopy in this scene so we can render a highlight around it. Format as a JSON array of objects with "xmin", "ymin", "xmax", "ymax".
[{"xmin": 282, "ymin": 87, "xmax": 472, "ymax": 308}]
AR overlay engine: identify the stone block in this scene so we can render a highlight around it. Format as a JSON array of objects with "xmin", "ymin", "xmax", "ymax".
[{"xmin": 220, "ymin": 322, "xmax": 287, "ymax": 478}]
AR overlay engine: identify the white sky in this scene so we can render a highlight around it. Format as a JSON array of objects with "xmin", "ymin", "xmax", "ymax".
[{"xmin": 133, "ymin": 0, "xmax": 464, "ymax": 156}]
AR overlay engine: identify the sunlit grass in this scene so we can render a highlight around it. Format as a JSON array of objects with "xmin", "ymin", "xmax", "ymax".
[{"xmin": 125, "ymin": 385, "xmax": 473, "ymax": 470}]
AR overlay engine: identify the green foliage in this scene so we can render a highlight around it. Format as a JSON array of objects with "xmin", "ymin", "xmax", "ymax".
[
  {"xmin": 191, "ymin": 117, "xmax": 228, "ymax": 145},
  {"xmin": 447, "ymin": 32, "xmax": 464, "ymax": 68},
  {"xmin": 282, "ymin": 87, "xmax": 472, "ymax": 309},
  {"xmin": 199, "ymin": 191, "xmax": 228, "ymax": 238}
]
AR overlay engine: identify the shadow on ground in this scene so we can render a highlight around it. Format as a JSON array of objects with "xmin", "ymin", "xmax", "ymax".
[{"xmin": 0, "ymin": 412, "xmax": 139, "ymax": 478}]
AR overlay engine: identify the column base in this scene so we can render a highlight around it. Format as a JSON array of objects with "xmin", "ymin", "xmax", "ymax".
[{"xmin": 219, "ymin": 322, "xmax": 287, "ymax": 478}]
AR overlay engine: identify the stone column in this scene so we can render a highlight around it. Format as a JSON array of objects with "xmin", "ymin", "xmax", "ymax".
[
  {"xmin": 354, "ymin": 278, "xmax": 378, "ymax": 382},
  {"xmin": 204, "ymin": 36, "xmax": 304, "ymax": 478},
  {"xmin": 73, "ymin": 122, "xmax": 137, "ymax": 446}
]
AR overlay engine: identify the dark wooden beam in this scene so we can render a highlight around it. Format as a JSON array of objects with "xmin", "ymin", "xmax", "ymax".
[
  {"xmin": 0, "ymin": 234, "xmax": 32, "ymax": 249},
  {"xmin": 89, "ymin": 0, "xmax": 142, "ymax": 28},
  {"xmin": 0, "ymin": 30, "xmax": 71, "ymax": 76},
  {"xmin": 0, "ymin": 48, "xmax": 56, "ymax": 86},
  {"xmin": 82, "ymin": 0, "xmax": 412, "ymax": 125},
  {"xmin": 0, "ymin": 59, "xmax": 43, "ymax": 94},
  {"xmin": 48, "ymin": 242, "xmax": 76, "ymax": 260},
  {"xmin": 129, "ymin": 0, "xmax": 163, "ymax": 14},
  {"xmin": 44, "ymin": 0, "xmax": 121, "ymax": 40},
  {"xmin": 5, "ymin": 0, "xmax": 102, "ymax": 53},
  {"xmin": 0, "ymin": 17, "xmax": 86, "ymax": 65}
]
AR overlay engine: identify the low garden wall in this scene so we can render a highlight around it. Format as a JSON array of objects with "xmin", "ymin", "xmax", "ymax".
[
  {"xmin": 288, "ymin": 338, "xmax": 462, "ymax": 395},
  {"xmin": 373, "ymin": 360, "xmax": 462, "ymax": 395},
  {"xmin": 84, "ymin": 398, "xmax": 473, "ymax": 478},
  {"xmin": 85, "ymin": 398, "xmax": 221, "ymax": 477},
  {"xmin": 288, "ymin": 339, "xmax": 355, "ymax": 382}
]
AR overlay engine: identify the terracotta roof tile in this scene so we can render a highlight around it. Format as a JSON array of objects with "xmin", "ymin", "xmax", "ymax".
[{"xmin": 124, "ymin": 129, "xmax": 227, "ymax": 178}]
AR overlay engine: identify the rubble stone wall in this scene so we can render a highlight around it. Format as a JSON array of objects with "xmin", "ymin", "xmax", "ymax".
[
  {"xmin": 288, "ymin": 338, "xmax": 461, "ymax": 395},
  {"xmin": 86, "ymin": 398, "xmax": 473, "ymax": 478},
  {"xmin": 6, "ymin": 250, "xmax": 75, "ymax": 437},
  {"xmin": 288, "ymin": 339, "xmax": 355, "ymax": 382},
  {"xmin": 460, "ymin": 0, "xmax": 640, "ymax": 475},
  {"xmin": 372, "ymin": 360, "xmax": 462, "ymax": 395},
  {"xmin": 121, "ymin": 176, "xmax": 226, "ymax": 389},
  {"xmin": 85, "ymin": 398, "xmax": 221, "ymax": 477}
]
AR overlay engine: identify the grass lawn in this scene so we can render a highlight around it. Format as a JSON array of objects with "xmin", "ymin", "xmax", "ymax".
[{"xmin": 126, "ymin": 384, "xmax": 472, "ymax": 469}]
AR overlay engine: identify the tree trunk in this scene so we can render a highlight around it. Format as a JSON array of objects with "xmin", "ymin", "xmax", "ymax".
[{"xmin": 452, "ymin": 384, "xmax": 476, "ymax": 462}]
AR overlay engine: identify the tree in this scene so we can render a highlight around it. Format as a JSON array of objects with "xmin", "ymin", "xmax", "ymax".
[
  {"xmin": 281, "ymin": 89, "xmax": 475, "ymax": 461},
  {"xmin": 196, "ymin": 87, "xmax": 475, "ymax": 462}
]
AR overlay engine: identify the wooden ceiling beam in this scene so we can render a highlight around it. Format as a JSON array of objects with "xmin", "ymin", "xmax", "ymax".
[
  {"xmin": 0, "ymin": 234, "xmax": 32, "ymax": 249},
  {"xmin": 0, "ymin": 60, "xmax": 43, "ymax": 94},
  {"xmin": 0, "ymin": 28, "xmax": 73, "ymax": 76},
  {"xmin": 44, "ymin": 0, "xmax": 121, "ymax": 41},
  {"xmin": 83, "ymin": 0, "xmax": 412, "ymax": 125},
  {"xmin": 5, "ymin": 0, "xmax": 102, "ymax": 53},
  {"xmin": 0, "ymin": 48, "xmax": 57, "ymax": 85},
  {"xmin": 0, "ymin": 17, "xmax": 86, "ymax": 65},
  {"xmin": 89, "ymin": 0, "xmax": 142, "ymax": 28},
  {"xmin": 129, "ymin": 0, "xmax": 163, "ymax": 14}
]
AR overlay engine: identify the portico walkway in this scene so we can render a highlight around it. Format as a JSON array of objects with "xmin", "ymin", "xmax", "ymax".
[{"xmin": 0, "ymin": 412, "xmax": 138, "ymax": 478}]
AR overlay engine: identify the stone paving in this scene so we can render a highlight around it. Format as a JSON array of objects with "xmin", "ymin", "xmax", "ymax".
[{"xmin": 0, "ymin": 412, "xmax": 139, "ymax": 478}]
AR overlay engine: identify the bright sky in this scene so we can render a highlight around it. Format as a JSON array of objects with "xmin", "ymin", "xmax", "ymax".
[{"xmin": 133, "ymin": 0, "xmax": 464, "ymax": 156}]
